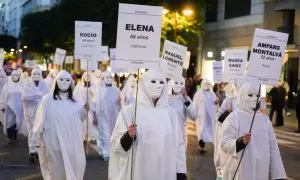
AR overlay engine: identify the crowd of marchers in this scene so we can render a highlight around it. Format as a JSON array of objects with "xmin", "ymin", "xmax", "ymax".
[{"xmin": 0, "ymin": 66, "xmax": 288, "ymax": 180}]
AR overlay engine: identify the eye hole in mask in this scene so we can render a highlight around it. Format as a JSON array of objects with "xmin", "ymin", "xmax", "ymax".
[
  {"xmin": 160, "ymin": 81, "xmax": 164, "ymax": 84},
  {"xmin": 180, "ymin": 82, "xmax": 184, "ymax": 85},
  {"xmin": 175, "ymin": 82, "xmax": 178, "ymax": 85}
]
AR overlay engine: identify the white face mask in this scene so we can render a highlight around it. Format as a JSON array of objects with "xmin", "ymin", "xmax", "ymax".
[
  {"xmin": 94, "ymin": 71, "xmax": 102, "ymax": 82},
  {"xmin": 11, "ymin": 71, "xmax": 20, "ymax": 82},
  {"xmin": 104, "ymin": 74, "xmax": 113, "ymax": 85},
  {"xmin": 244, "ymin": 85, "xmax": 260, "ymax": 109},
  {"xmin": 57, "ymin": 78, "xmax": 72, "ymax": 92},
  {"xmin": 32, "ymin": 70, "xmax": 42, "ymax": 81},
  {"xmin": 173, "ymin": 81, "xmax": 184, "ymax": 94},
  {"xmin": 144, "ymin": 79, "xmax": 165, "ymax": 99}
]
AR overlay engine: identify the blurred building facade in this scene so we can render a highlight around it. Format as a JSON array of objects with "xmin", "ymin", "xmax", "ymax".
[{"xmin": 199, "ymin": 0, "xmax": 300, "ymax": 96}]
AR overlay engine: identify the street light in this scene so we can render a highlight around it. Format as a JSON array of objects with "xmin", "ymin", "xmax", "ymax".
[
  {"xmin": 182, "ymin": 8, "xmax": 194, "ymax": 16},
  {"xmin": 24, "ymin": 45, "xmax": 28, "ymax": 49},
  {"xmin": 18, "ymin": 49, "xmax": 23, "ymax": 53},
  {"xmin": 10, "ymin": 52, "xmax": 14, "ymax": 55},
  {"xmin": 10, "ymin": 48, "xmax": 14, "ymax": 52},
  {"xmin": 3, "ymin": 51, "xmax": 6, "ymax": 55}
]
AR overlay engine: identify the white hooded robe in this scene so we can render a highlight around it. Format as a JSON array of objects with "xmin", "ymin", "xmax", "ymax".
[
  {"xmin": 108, "ymin": 70, "xmax": 186, "ymax": 180},
  {"xmin": 32, "ymin": 70, "xmax": 86, "ymax": 180}
]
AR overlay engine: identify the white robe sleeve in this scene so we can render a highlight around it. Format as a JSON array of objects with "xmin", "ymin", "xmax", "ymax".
[
  {"xmin": 267, "ymin": 121, "xmax": 287, "ymax": 179},
  {"xmin": 0, "ymin": 83, "xmax": 7, "ymax": 109},
  {"xmin": 31, "ymin": 96, "xmax": 47, "ymax": 147},
  {"xmin": 221, "ymin": 112, "xmax": 240, "ymax": 158},
  {"xmin": 192, "ymin": 91, "xmax": 201, "ymax": 118},
  {"xmin": 169, "ymin": 107, "xmax": 187, "ymax": 174},
  {"xmin": 185, "ymin": 97, "xmax": 197, "ymax": 121}
]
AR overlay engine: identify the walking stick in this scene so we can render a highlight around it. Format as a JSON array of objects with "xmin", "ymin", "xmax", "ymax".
[
  {"xmin": 130, "ymin": 69, "xmax": 140, "ymax": 180},
  {"xmin": 232, "ymin": 84, "xmax": 261, "ymax": 180},
  {"xmin": 86, "ymin": 59, "xmax": 89, "ymax": 154}
]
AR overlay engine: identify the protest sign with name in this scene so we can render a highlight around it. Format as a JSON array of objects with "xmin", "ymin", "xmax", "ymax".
[
  {"xmin": 100, "ymin": 46, "xmax": 109, "ymax": 61},
  {"xmin": 213, "ymin": 61, "xmax": 223, "ymax": 83},
  {"xmin": 184, "ymin": 51, "xmax": 191, "ymax": 69},
  {"xmin": 0, "ymin": 49, "xmax": 4, "ymax": 68},
  {"xmin": 25, "ymin": 60, "xmax": 36, "ymax": 68},
  {"xmin": 115, "ymin": 3, "xmax": 162, "ymax": 70},
  {"xmin": 54, "ymin": 48, "xmax": 66, "ymax": 65},
  {"xmin": 223, "ymin": 49, "xmax": 248, "ymax": 83},
  {"xmin": 247, "ymin": 28, "xmax": 289, "ymax": 85},
  {"xmin": 65, "ymin": 56, "xmax": 74, "ymax": 64},
  {"xmin": 75, "ymin": 21, "xmax": 102, "ymax": 61},
  {"xmin": 160, "ymin": 40, "xmax": 187, "ymax": 79},
  {"xmin": 80, "ymin": 59, "xmax": 98, "ymax": 71}
]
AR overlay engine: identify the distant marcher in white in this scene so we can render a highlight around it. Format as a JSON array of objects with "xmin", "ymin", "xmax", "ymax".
[
  {"xmin": 168, "ymin": 76, "xmax": 197, "ymax": 146},
  {"xmin": 0, "ymin": 68, "xmax": 8, "ymax": 125},
  {"xmin": 96, "ymin": 71, "xmax": 121, "ymax": 135},
  {"xmin": 45, "ymin": 69, "xmax": 58, "ymax": 88},
  {"xmin": 94, "ymin": 69, "xmax": 105, "ymax": 89},
  {"xmin": 32, "ymin": 70, "xmax": 86, "ymax": 180},
  {"xmin": 74, "ymin": 71, "xmax": 96, "ymax": 141},
  {"xmin": 109, "ymin": 70, "xmax": 186, "ymax": 180},
  {"xmin": 120, "ymin": 74, "xmax": 136, "ymax": 108},
  {"xmin": 0, "ymin": 69, "xmax": 26, "ymax": 144},
  {"xmin": 193, "ymin": 78, "xmax": 217, "ymax": 154},
  {"xmin": 221, "ymin": 82, "xmax": 286, "ymax": 180},
  {"xmin": 22, "ymin": 67, "xmax": 49, "ymax": 162}
]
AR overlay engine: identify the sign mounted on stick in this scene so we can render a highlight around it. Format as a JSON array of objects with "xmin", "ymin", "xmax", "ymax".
[
  {"xmin": 115, "ymin": 3, "xmax": 162, "ymax": 70},
  {"xmin": 160, "ymin": 40, "xmax": 187, "ymax": 79},
  {"xmin": 25, "ymin": 60, "xmax": 36, "ymax": 69},
  {"xmin": 75, "ymin": 21, "xmax": 102, "ymax": 61},
  {"xmin": 65, "ymin": 56, "xmax": 74, "ymax": 64},
  {"xmin": 223, "ymin": 49, "xmax": 248, "ymax": 83},
  {"xmin": 213, "ymin": 61, "xmax": 223, "ymax": 83},
  {"xmin": 247, "ymin": 28, "xmax": 289, "ymax": 85},
  {"xmin": 54, "ymin": 48, "xmax": 66, "ymax": 66},
  {"xmin": 110, "ymin": 48, "xmax": 135, "ymax": 73}
]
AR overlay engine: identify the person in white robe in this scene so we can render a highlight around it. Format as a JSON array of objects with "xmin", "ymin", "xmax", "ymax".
[
  {"xmin": 96, "ymin": 71, "xmax": 120, "ymax": 135},
  {"xmin": 32, "ymin": 70, "xmax": 86, "ymax": 180},
  {"xmin": 0, "ymin": 68, "xmax": 8, "ymax": 125},
  {"xmin": 168, "ymin": 76, "xmax": 197, "ymax": 147},
  {"xmin": 94, "ymin": 69, "xmax": 105, "ymax": 88},
  {"xmin": 0, "ymin": 69, "xmax": 26, "ymax": 143},
  {"xmin": 45, "ymin": 69, "xmax": 57, "ymax": 88},
  {"xmin": 74, "ymin": 71, "xmax": 96, "ymax": 141},
  {"xmin": 221, "ymin": 82, "xmax": 286, "ymax": 180},
  {"xmin": 193, "ymin": 78, "xmax": 217, "ymax": 153},
  {"xmin": 92, "ymin": 71, "xmax": 120, "ymax": 160},
  {"xmin": 108, "ymin": 69, "xmax": 186, "ymax": 180},
  {"xmin": 120, "ymin": 75, "xmax": 136, "ymax": 108},
  {"xmin": 22, "ymin": 67, "xmax": 49, "ymax": 162}
]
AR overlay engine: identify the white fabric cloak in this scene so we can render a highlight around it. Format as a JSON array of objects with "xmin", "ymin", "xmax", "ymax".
[
  {"xmin": 0, "ymin": 69, "xmax": 8, "ymax": 125},
  {"xmin": 32, "ymin": 70, "xmax": 86, "ymax": 180},
  {"xmin": 193, "ymin": 89, "xmax": 217, "ymax": 143},
  {"xmin": 108, "ymin": 70, "xmax": 186, "ymax": 180},
  {"xmin": 23, "ymin": 78, "xmax": 49, "ymax": 153}
]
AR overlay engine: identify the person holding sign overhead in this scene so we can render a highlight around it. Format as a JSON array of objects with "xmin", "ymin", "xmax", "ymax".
[
  {"xmin": 193, "ymin": 78, "xmax": 217, "ymax": 154},
  {"xmin": 109, "ymin": 70, "xmax": 186, "ymax": 180},
  {"xmin": 221, "ymin": 82, "xmax": 286, "ymax": 180},
  {"xmin": 168, "ymin": 76, "xmax": 197, "ymax": 147}
]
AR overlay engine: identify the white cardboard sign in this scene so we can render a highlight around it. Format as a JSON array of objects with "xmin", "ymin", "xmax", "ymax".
[
  {"xmin": 213, "ymin": 61, "xmax": 223, "ymax": 83},
  {"xmin": 65, "ymin": 56, "xmax": 74, "ymax": 64},
  {"xmin": 75, "ymin": 21, "xmax": 102, "ymax": 61},
  {"xmin": 115, "ymin": 3, "xmax": 162, "ymax": 70},
  {"xmin": 247, "ymin": 28, "xmax": 289, "ymax": 85},
  {"xmin": 25, "ymin": 60, "xmax": 36, "ymax": 68},
  {"xmin": 54, "ymin": 48, "xmax": 66, "ymax": 65},
  {"xmin": 223, "ymin": 49, "xmax": 248, "ymax": 83},
  {"xmin": 160, "ymin": 40, "xmax": 187, "ymax": 79},
  {"xmin": 184, "ymin": 51, "xmax": 191, "ymax": 69},
  {"xmin": 100, "ymin": 46, "xmax": 109, "ymax": 61},
  {"xmin": 80, "ymin": 59, "xmax": 98, "ymax": 71}
]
